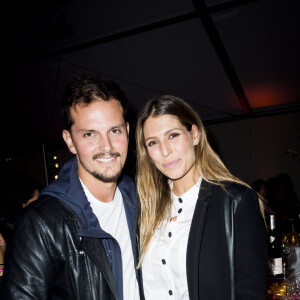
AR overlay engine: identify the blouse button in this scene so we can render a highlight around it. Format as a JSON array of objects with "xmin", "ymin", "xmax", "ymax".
[
  {"xmin": 178, "ymin": 198, "xmax": 183, "ymax": 203},
  {"xmin": 162, "ymin": 259, "xmax": 166, "ymax": 265},
  {"xmin": 178, "ymin": 208, "xmax": 182, "ymax": 213},
  {"xmin": 168, "ymin": 232, "xmax": 172, "ymax": 237},
  {"xmin": 169, "ymin": 290, "xmax": 173, "ymax": 295}
]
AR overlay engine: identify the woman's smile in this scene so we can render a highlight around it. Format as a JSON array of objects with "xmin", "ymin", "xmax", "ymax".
[{"xmin": 162, "ymin": 159, "xmax": 180, "ymax": 168}]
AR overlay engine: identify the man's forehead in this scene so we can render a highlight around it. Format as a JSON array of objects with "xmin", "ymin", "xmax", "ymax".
[
  {"xmin": 70, "ymin": 98, "xmax": 126, "ymax": 129},
  {"xmin": 72, "ymin": 97, "xmax": 122, "ymax": 110}
]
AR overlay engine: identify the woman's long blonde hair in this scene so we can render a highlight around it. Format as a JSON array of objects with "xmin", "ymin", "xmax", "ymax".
[{"xmin": 136, "ymin": 95, "xmax": 265, "ymax": 267}]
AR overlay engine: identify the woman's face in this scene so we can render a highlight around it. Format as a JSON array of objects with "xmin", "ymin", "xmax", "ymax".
[{"xmin": 143, "ymin": 114, "xmax": 199, "ymax": 185}]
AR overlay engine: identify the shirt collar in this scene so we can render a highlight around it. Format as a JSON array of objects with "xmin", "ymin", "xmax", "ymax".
[
  {"xmin": 80, "ymin": 178, "xmax": 120, "ymax": 207},
  {"xmin": 171, "ymin": 177, "xmax": 202, "ymax": 209}
]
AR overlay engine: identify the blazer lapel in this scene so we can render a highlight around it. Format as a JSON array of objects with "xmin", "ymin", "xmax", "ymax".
[{"xmin": 186, "ymin": 179, "xmax": 213, "ymax": 300}]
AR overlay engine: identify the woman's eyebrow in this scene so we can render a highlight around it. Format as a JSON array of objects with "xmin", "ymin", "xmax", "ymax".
[{"xmin": 144, "ymin": 127, "xmax": 183, "ymax": 142}]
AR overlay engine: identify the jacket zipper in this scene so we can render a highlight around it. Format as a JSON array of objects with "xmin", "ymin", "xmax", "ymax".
[{"xmin": 77, "ymin": 223, "xmax": 97, "ymax": 300}]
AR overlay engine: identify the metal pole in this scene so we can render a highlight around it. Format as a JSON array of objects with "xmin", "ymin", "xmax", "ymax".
[{"xmin": 42, "ymin": 144, "xmax": 49, "ymax": 186}]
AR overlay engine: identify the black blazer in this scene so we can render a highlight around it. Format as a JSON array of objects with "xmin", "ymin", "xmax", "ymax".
[{"xmin": 186, "ymin": 180, "xmax": 268, "ymax": 300}]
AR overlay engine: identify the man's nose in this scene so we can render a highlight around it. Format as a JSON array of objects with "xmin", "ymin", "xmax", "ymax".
[{"xmin": 99, "ymin": 136, "xmax": 112, "ymax": 153}]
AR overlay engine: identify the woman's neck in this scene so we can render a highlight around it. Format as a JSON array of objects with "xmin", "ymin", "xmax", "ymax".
[{"xmin": 172, "ymin": 171, "xmax": 201, "ymax": 197}]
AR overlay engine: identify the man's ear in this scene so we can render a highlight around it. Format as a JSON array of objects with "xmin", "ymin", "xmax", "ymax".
[{"xmin": 62, "ymin": 130, "xmax": 77, "ymax": 155}]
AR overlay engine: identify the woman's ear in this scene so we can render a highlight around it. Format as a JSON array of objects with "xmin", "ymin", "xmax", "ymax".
[
  {"xmin": 126, "ymin": 122, "xmax": 130, "ymax": 137},
  {"xmin": 191, "ymin": 125, "xmax": 200, "ymax": 146}
]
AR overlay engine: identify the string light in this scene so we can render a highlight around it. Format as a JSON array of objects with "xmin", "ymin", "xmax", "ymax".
[{"xmin": 46, "ymin": 152, "xmax": 60, "ymax": 182}]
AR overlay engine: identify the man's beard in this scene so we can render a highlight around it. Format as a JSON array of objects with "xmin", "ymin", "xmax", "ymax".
[
  {"xmin": 78, "ymin": 152, "xmax": 123, "ymax": 183},
  {"xmin": 90, "ymin": 168, "xmax": 122, "ymax": 183}
]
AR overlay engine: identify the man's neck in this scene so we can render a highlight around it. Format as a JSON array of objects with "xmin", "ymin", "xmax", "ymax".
[{"xmin": 79, "ymin": 175, "xmax": 118, "ymax": 203}]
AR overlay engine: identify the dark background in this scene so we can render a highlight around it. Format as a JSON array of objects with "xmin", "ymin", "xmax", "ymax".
[{"xmin": 1, "ymin": 0, "xmax": 299, "ymax": 190}]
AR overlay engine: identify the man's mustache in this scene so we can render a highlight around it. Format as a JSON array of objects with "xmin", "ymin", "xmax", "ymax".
[{"xmin": 93, "ymin": 152, "xmax": 121, "ymax": 160}]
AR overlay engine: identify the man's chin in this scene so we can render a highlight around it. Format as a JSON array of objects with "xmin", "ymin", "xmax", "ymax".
[
  {"xmin": 91, "ymin": 170, "xmax": 122, "ymax": 183},
  {"xmin": 78, "ymin": 157, "xmax": 123, "ymax": 183}
]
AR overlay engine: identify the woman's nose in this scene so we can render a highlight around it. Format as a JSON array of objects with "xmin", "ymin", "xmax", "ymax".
[{"xmin": 160, "ymin": 141, "xmax": 171, "ymax": 157}]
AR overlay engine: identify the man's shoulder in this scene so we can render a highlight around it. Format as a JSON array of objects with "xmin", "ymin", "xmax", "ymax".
[
  {"xmin": 26, "ymin": 194, "xmax": 64, "ymax": 211},
  {"xmin": 18, "ymin": 195, "xmax": 71, "ymax": 226},
  {"xmin": 118, "ymin": 174, "xmax": 136, "ymax": 193},
  {"xmin": 118, "ymin": 174, "xmax": 138, "ymax": 206},
  {"xmin": 118, "ymin": 174, "xmax": 135, "ymax": 186}
]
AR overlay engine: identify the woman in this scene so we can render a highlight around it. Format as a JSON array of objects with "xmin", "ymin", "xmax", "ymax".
[{"xmin": 135, "ymin": 95, "xmax": 268, "ymax": 299}]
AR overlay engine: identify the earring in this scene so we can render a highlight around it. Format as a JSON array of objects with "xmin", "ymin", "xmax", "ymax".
[{"xmin": 195, "ymin": 137, "xmax": 200, "ymax": 145}]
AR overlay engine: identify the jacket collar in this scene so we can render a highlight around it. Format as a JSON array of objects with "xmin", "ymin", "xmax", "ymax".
[
  {"xmin": 187, "ymin": 178, "xmax": 213, "ymax": 250},
  {"xmin": 39, "ymin": 157, "xmax": 137, "ymax": 238},
  {"xmin": 186, "ymin": 179, "xmax": 213, "ymax": 299}
]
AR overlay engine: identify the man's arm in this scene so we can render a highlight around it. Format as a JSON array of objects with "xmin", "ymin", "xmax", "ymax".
[{"xmin": 1, "ymin": 209, "xmax": 55, "ymax": 299}]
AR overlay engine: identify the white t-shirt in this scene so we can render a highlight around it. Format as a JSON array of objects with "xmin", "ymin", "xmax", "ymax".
[
  {"xmin": 142, "ymin": 178, "xmax": 202, "ymax": 300},
  {"xmin": 80, "ymin": 180, "xmax": 140, "ymax": 300}
]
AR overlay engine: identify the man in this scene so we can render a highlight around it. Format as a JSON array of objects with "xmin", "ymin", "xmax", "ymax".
[{"xmin": 1, "ymin": 75, "xmax": 144, "ymax": 299}]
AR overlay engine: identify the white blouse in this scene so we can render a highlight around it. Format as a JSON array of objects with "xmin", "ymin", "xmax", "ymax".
[{"xmin": 142, "ymin": 178, "xmax": 202, "ymax": 300}]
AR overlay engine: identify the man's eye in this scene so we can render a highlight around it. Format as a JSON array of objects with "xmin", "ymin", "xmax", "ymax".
[{"xmin": 84, "ymin": 132, "xmax": 94, "ymax": 137}]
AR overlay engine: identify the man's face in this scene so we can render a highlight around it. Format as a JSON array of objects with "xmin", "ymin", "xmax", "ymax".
[{"xmin": 63, "ymin": 98, "xmax": 129, "ymax": 184}]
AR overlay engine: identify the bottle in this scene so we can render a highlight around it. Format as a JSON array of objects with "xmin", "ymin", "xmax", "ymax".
[
  {"xmin": 267, "ymin": 214, "xmax": 283, "ymax": 277},
  {"xmin": 286, "ymin": 219, "xmax": 299, "ymax": 246}
]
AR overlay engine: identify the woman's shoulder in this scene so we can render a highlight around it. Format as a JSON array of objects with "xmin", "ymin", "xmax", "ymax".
[
  {"xmin": 222, "ymin": 181, "xmax": 252, "ymax": 194},
  {"xmin": 204, "ymin": 179, "xmax": 252, "ymax": 194},
  {"xmin": 205, "ymin": 180, "xmax": 257, "ymax": 204}
]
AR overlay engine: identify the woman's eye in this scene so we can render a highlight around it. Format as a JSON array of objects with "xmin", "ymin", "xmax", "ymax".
[
  {"xmin": 169, "ymin": 132, "xmax": 179, "ymax": 139},
  {"xmin": 110, "ymin": 128, "xmax": 121, "ymax": 134},
  {"xmin": 147, "ymin": 140, "xmax": 157, "ymax": 147}
]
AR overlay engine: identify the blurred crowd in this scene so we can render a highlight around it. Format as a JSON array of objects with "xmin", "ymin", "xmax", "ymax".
[
  {"xmin": 251, "ymin": 173, "xmax": 300, "ymax": 233},
  {"xmin": 0, "ymin": 171, "xmax": 43, "ymax": 281}
]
